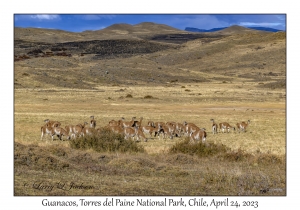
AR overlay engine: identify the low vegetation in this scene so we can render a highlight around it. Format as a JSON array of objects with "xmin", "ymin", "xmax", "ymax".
[
  {"xmin": 69, "ymin": 128, "xmax": 145, "ymax": 153},
  {"xmin": 14, "ymin": 136, "xmax": 285, "ymax": 196},
  {"xmin": 170, "ymin": 138, "xmax": 228, "ymax": 157},
  {"xmin": 125, "ymin": 94, "xmax": 133, "ymax": 98},
  {"xmin": 170, "ymin": 138, "xmax": 284, "ymax": 165},
  {"xmin": 143, "ymin": 95, "xmax": 155, "ymax": 99}
]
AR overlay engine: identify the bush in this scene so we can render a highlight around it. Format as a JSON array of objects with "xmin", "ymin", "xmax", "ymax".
[
  {"xmin": 170, "ymin": 138, "xmax": 284, "ymax": 165},
  {"xmin": 144, "ymin": 95, "xmax": 154, "ymax": 99},
  {"xmin": 170, "ymin": 79, "xmax": 178, "ymax": 83},
  {"xmin": 169, "ymin": 138, "xmax": 228, "ymax": 157},
  {"xmin": 69, "ymin": 128, "xmax": 144, "ymax": 153}
]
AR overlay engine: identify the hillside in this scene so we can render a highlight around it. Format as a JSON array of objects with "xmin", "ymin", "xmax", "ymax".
[
  {"xmin": 14, "ymin": 23, "xmax": 286, "ymax": 90},
  {"xmin": 101, "ymin": 22, "xmax": 184, "ymax": 34},
  {"xmin": 212, "ymin": 25, "xmax": 267, "ymax": 35},
  {"xmin": 15, "ymin": 22, "xmax": 188, "ymax": 43}
]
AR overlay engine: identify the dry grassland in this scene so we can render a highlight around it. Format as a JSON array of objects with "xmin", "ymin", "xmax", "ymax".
[
  {"xmin": 14, "ymin": 83, "xmax": 285, "ymax": 155},
  {"xmin": 14, "ymin": 82, "xmax": 286, "ymax": 196}
]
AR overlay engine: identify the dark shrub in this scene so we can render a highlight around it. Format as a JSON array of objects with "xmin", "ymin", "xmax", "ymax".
[
  {"xmin": 69, "ymin": 128, "xmax": 144, "ymax": 153},
  {"xmin": 169, "ymin": 138, "xmax": 228, "ymax": 157},
  {"xmin": 144, "ymin": 95, "xmax": 154, "ymax": 99}
]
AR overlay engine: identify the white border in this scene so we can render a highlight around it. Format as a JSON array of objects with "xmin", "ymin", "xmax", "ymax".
[{"xmin": 5, "ymin": 0, "xmax": 296, "ymax": 209}]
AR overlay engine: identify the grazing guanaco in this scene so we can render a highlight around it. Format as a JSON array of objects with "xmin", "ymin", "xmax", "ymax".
[
  {"xmin": 120, "ymin": 117, "xmax": 137, "ymax": 128},
  {"xmin": 175, "ymin": 122, "xmax": 185, "ymax": 137},
  {"xmin": 109, "ymin": 125, "xmax": 124, "ymax": 135},
  {"xmin": 90, "ymin": 116, "xmax": 96, "ymax": 128},
  {"xmin": 134, "ymin": 117, "xmax": 143, "ymax": 128},
  {"xmin": 124, "ymin": 127, "xmax": 137, "ymax": 140},
  {"xmin": 65, "ymin": 124, "xmax": 84, "ymax": 139},
  {"xmin": 219, "ymin": 122, "xmax": 235, "ymax": 133},
  {"xmin": 236, "ymin": 120, "xmax": 250, "ymax": 133},
  {"xmin": 40, "ymin": 123, "xmax": 53, "ymax": 140},
  {"xmin": 82, "ymin": 122, "xmax": 96, "ymax": 136},
  {"xmin": 135, "ymin": 127, "xmax": 148, "ymax": 142},
  {"xmin": 44, "ymin": 119, "xmax": 61, "ymax": 128},
  {"xmin": 210, "ymin": 119, "xmax": 218, "ymax": 134},
  {"xmin": 50, "ymin": 127, "xmax": 70, "ymax": 141},
  {"xmin": 147, "ymin": 121, "xmax": 155, "ymax": 127},
  {"xmin": 190, "ymin": 129, "xmax": 207, "ymax": 143},
  {"xmin": 108, "ymin": 119, "xmax": 121, "ymax": 127},
  {"xmin": 40, "ymin": 119, "xmax": 61, "ymax": 140},
  {"xmin": 141, "ymin": 125, "xmax": 163, "ymax": 138}
]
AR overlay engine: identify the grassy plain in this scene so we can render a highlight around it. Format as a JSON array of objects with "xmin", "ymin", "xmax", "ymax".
[
  {"xmin": 14, "ymin": 25, "xmax": 286, "ymax": 196},
  {"xmin": 14, "ymin": 82, "xmax": 286, "ymax": 196}
]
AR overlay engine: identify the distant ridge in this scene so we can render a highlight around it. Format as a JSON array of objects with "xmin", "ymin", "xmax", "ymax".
[
  {"xmin": 15, "ymin": 22, "xmax": 187, "ymax": 43},
  {"xmin": 15, "ymin": 23, "xmax": 284, "ymax": 44},
  {"xmin": 185, "ymin": 25, "xmax": 283, "ymax": 33},
  {"xmin": 96, "ymin": 22, "xmax": 185, "ymax": 34}
]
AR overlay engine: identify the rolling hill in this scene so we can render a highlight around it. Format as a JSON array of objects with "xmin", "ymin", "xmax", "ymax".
[{"xmin": 14, "ymin": 22, "xmax": 286, "ymax": 89}]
